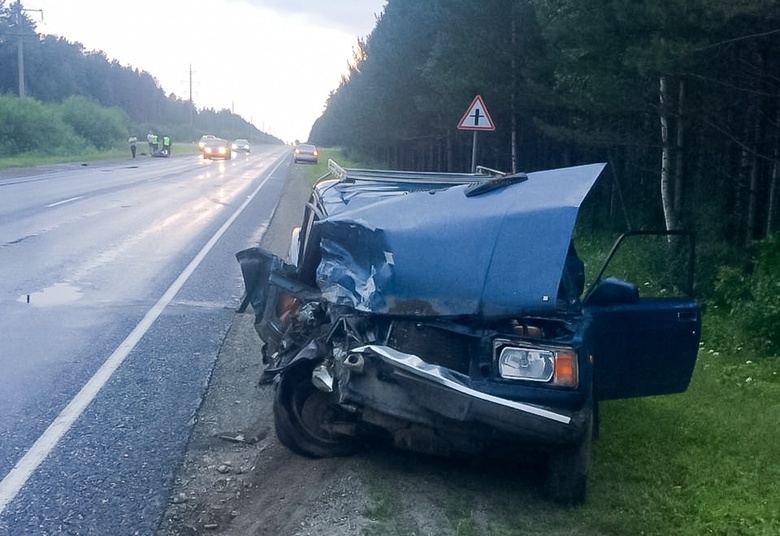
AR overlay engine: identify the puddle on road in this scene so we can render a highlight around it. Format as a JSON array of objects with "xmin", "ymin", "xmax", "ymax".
[{"xmin": 18, "ymin": 282, "xmax": 83, "ymax": 306}]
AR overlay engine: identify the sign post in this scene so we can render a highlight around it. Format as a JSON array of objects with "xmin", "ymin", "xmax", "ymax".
[{"xmin": 457, "ymin": 95, "xmax": 495, "ymax": 172}]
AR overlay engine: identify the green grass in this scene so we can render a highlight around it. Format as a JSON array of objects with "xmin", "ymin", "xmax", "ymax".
[
  {"xmin": 295, "ymin": 147, "xmax": 368, "ymax": 186},
  {"xmin": 585, "ymin": 342, "xmax": 779, "ymax": 535},
  {"xmin": 0, "ymin": 142, "xmax": 199, "ymax": 171},
  {"xmin": 357, "ymin": 340, "xmax": 779, "ymax": 535},
  {"xmin": 0, "ymin": 147, "xmax": 127, "ymax": 170}
]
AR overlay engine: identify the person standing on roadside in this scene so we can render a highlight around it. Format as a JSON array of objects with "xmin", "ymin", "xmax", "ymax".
[
  {"xmin": 162, "ymin": 135, "xmax": 171, "ymax": 155},
  {"xmin": 150, "ymin": 132, "xmax": 159, "ymax": 154},
  {"xmin": 128, "ymin": 135, "xmax": 137, "ymax": 158}
]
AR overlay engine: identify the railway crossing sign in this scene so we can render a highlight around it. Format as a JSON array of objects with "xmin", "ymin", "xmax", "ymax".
[{"xmin": 457, "ymin": 95, "xmax": 495, "ymax": 131}]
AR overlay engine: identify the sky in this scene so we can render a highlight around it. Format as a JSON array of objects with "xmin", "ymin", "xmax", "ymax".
[{"xmin": 25, "ymin": 0, "xmax": 387, "ymax": 143}]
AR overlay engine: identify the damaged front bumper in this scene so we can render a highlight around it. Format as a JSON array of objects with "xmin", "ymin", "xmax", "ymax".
[{"xmin": 335, "ymin": 344, "xmax": 591, "ymax": 451}]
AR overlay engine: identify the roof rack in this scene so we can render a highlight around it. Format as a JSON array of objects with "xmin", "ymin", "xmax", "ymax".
[{"xmin": 327, "ymin": 159, "xmax": 505, "ymax": 185}]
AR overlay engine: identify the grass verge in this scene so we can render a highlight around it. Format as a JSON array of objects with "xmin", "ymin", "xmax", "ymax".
[
  {"xmin": 0, "ymin": 142, "xmax": 202, "ymax": 171},
  {"xmin": 293, "ymin": 147, "xmax": 366, "ymax": 186},
  {"xmin": 357, "ymin": 337, "xmax": 779, "ymax": 535}
]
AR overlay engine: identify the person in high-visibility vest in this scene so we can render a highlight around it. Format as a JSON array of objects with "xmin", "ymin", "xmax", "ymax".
[
  {"xmin": 162, "ymin": 135, "xmax": 171, "ymax": 155},
  {"xmin": 150, "ymin": 133, "xmax": 159, "ymax": 154}
]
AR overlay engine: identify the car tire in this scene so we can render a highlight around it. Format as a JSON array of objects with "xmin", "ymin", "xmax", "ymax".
[
  {"xmin": 544, "ymin": 408, "xmax": 593, "ymax": 505},
  {"xmin": 273, "ymin": 362, "xmax": 362, "ymax": 458}
]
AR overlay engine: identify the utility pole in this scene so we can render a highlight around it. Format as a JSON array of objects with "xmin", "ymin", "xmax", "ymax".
[
  {"xmin": 188, "ymin": 64, "xmax": 194, "ymax": 127},
  {"xmin": 13, "ymin": 1, "xmax": 43, "ymax": 98},
  {"xmin": 16, "ymin": 10, "xmax": 24, "ymax": 97}
]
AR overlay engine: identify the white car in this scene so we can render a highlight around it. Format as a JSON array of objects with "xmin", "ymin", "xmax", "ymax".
[
  {"xmin": 293, "ymin": 144, "xmax": 318, "ymax": 163},
  {"xmin": 232, "ymin": 139, "xmax": 250, "ymax": 152}
]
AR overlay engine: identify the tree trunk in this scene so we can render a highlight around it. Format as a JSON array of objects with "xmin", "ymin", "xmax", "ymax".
[
  {"xmin": 768, "ymin": 98, "xmax": 780, "ymax": 236},
  {"xmin": 745, "ymin": 51, "xmax": 765, "ymax": 243},
  {"xmin": 510, "ymin": 9, "xmax": 518, "ymax": 174},
  {"xmin": 608, "ymin": 149, "xmax": 632, "ymax": 231},
  {"xmin": 674, "ymin": 79, "xmax": 686, "ymax": 216},
  {"xmin": 659, "ymin": 76, "xmax": 678, "ymax": 231},
  {"xmin": 735, "ymin": 134, "xmax": 750, "ymax": 244},
  {"xmin": 769, "ymin": 151, "xmax": 778, "ymax": 236},
  {"xmin": 446, "ymin": 132, "xmax": 453, "ymax": 172}
]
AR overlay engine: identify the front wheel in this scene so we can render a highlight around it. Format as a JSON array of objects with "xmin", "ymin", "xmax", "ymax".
[
  {"xmin": 273, "ymin": 362, "xmax": 361, "ymax": 458},
  {"xmin": 544, "ymin": 409, "xmax": 593, "ymax": 505}
]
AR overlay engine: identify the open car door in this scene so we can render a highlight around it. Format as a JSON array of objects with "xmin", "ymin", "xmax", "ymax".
[{"xmin": 583, "ymin": 231, "xmax": 701, "ymax": 401}]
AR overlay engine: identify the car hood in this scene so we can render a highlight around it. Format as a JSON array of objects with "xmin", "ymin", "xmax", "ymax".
[{"xmin": 314, "ymin": 163, "xmax": 606, "ymax": 318}]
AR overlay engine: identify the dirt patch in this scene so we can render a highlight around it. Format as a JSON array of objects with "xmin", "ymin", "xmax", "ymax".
[{"xmin": 155, "ymin": 166, "xmax": 561, "ymax": 536}]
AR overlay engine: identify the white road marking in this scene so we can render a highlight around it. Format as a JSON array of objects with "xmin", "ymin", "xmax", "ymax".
[
  {"xmin": 46, "ymin": 196, "xmax": 84, "ymax": 208},
  {"xmin": 0, "ymin": 156, "xmax": 287, "ymax": 514}
]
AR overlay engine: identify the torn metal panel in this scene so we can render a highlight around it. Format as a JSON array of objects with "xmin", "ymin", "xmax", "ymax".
[{"xmin": 314, "ymin": 163, "xmax": 606, "ymax": 317}]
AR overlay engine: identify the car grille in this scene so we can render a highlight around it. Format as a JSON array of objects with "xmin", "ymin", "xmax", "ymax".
[{"xmin": 387, "ymin": 321, "xmax": 473, "ymax": 375}]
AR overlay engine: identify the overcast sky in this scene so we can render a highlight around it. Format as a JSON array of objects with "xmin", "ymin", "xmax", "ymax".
[{"xmin": 26, "ymin": 0, "xmax": 386, "ymax": 143}]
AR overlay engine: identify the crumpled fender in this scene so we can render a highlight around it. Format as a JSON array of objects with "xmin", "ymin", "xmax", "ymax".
[{"xmin": 314, "ymin": 163, "xmax": 606, "ymax": 317}]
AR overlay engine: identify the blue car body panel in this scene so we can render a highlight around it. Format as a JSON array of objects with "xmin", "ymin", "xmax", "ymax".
[{"xmin": 314, "ymin": 163, "xmax": 606, "ymax": 317}]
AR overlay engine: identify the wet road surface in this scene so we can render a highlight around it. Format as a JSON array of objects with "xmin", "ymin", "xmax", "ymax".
[{"xmin": 0, "ymin": 147, "xmax": 291, "ymax": 534}]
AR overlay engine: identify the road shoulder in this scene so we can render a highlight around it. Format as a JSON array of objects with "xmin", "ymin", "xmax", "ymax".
[{"xmin": 156, "ymin": 164, "xmax": 372, "ymax": 535}]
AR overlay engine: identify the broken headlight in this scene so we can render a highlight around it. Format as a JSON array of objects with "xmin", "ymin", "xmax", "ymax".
[{"xmin": 495, "ymin": 340, "xmax": 578, "ymax": 387}]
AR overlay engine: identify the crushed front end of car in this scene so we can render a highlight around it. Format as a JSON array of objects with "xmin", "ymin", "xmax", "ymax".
[{"xmin": 236, "ymin": 160, "xmax": 701, "ymax": 504}]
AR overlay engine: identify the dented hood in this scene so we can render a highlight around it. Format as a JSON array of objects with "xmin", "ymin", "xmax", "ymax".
[{"xmin": 315, "ymin": 163, "xmax": 606, "ymax": 317}]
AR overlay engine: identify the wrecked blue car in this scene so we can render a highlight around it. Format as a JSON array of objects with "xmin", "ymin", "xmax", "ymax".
[{"xmin": 237, "ymin": 160, "xmax": 701, "ymax": 504}]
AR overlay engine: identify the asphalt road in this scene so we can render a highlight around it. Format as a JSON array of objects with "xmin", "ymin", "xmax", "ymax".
[{"xmin": 0, "ymin": 146, "xmax": 291, "ymax": 535}]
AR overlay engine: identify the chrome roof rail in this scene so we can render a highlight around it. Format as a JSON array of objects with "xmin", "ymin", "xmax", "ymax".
[
  {"xmin": 327, "ymin": 159, "xmax": 506, "ymax": 185},
  {"xmin": 327, "ymin": 159, "xmax": 348, "ymax": 181}
]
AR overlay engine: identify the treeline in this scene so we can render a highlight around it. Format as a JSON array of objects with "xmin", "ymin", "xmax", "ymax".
[
  {"xmin": 0, "ymin": 94, "xmax": 128, "ymax": 154},
  {"xmin": 310, "ymin": 0, "xmax": 780, "ymax": 251},
  {"xmin": 0, "ymin": 1, "xmax": 280, "ymax": 155}
]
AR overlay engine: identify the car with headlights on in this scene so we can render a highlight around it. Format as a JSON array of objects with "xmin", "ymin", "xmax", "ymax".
[
  {"xmin": 293, "ymin": 143, "xmax": 318, "ymax": 163},
  {"xmin": 232, "ymin": 138, "xmax": 250, "ymax": 153},
  {"xmin": 236, "ymin": 160, "xmax": 701, "ymax": 505},
  {"xmin": 197, "ymin": 134, "xmax": 216, "ymax": 153},
  {"xmin": 200, "ymin": 136, "xmax": 232, "ymax": 160}
]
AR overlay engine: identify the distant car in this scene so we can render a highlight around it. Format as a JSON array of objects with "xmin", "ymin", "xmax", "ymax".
[
  {"xmin": 293, "ymin": 144, "xmax": 318, "ymax": 163},
  {"xmin": 198, "ymin": 134, "xmax": 217, "ymax": 153},
  {"xmin": 232, "ymin": 139, "xmax": 251, "ymax": 153},
  {"xmin": 201, "ymin": 137, "xmax": 232, "ymax": 160}
]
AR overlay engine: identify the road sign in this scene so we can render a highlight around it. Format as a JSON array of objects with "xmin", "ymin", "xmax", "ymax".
[{"xmin": 457, "ymin": 95, "xmax": 495, "ymax": 131}]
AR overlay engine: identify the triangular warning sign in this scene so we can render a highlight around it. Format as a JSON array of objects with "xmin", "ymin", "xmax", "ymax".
[{"xmin": 457, "ymin": 95, "xmax": 495, "ymax": 131}]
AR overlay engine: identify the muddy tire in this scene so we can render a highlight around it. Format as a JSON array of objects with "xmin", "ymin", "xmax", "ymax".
[
  {"xmin": 544, "ymin": 410, "xmax": 593, "ymax": 505},
  {"xmin": 273, "ymin": 363, "xmax": 361, "ymax": 458}
]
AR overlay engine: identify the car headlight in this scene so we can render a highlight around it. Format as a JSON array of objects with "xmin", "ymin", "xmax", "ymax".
[{"xmin": 495, "ymin": 340, "xmax": 578, "ymax": 387}]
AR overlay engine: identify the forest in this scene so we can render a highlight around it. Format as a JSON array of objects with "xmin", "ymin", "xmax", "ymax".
[
  {"xmin": 311, "ymin": 0, "xmax": 779, "ymax": 250},
  {"xmin": 0, "ymin": 0, "xmax": 278, "ymax": 154}
]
